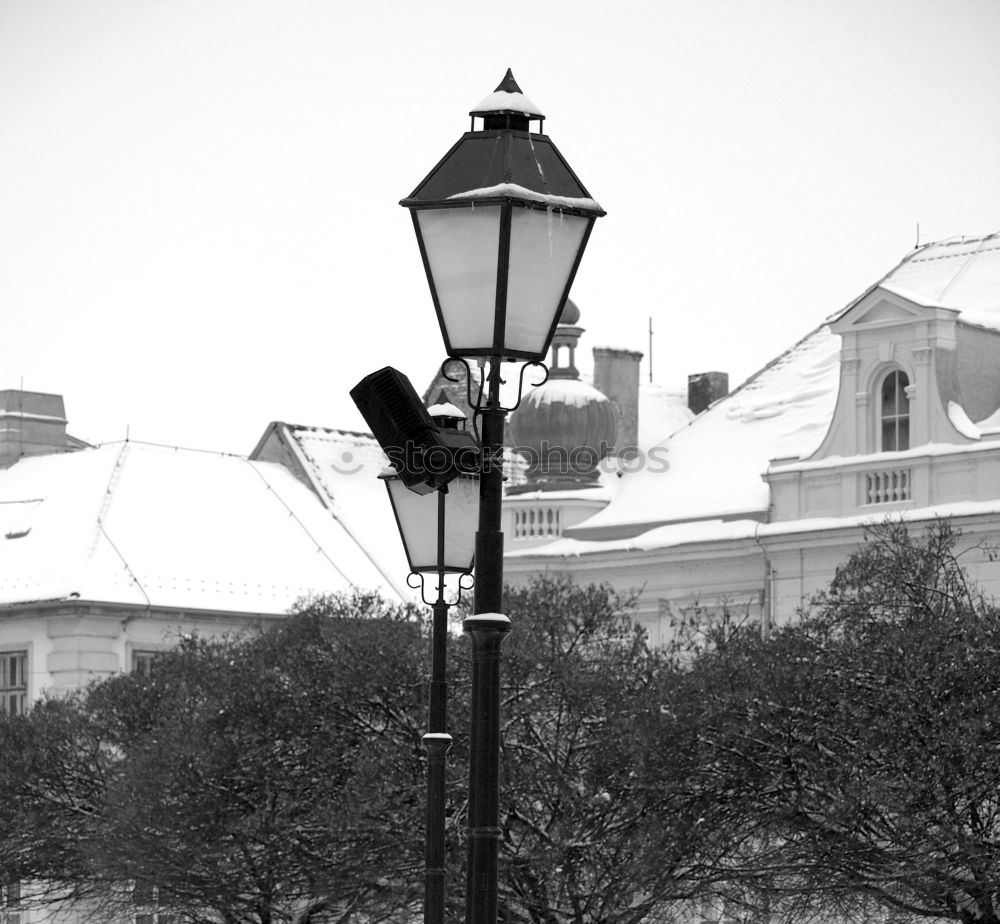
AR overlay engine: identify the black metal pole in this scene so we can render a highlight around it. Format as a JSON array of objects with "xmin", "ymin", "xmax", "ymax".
[
  {"xmin": 465, "ymin": 368, "xmax": 510, "ymax": 924},
  {"xmin": 425, "ymin": 491, "xmax": 452, "ymax": 924},
  {"xmin": 423, "ymin": 726, "xmax": 450, "ymax": 924}
]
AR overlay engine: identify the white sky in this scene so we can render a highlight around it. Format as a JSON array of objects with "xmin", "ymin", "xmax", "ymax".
[{"xmin": 2, "ymin": 0, "xmax": 998, "ymax": 455}]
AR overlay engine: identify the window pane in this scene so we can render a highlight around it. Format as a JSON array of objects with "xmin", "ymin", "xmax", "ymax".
[
  {"xmin": 132, "ymin": 652, "xmax": 162, "ymax": 676},
  {"xmin": 0, "ymin": 655, "xmax": 27, "ymax": 715},
  {"xmin": 882, "ymin": 421, "xmax": 896, "ymax": 452},
  {"xmin": 880, "ymin": 371, "xmax": 911, "ymax": 452},
  {"xmin": 881, "ymin": 372, "xmax": 897, "ymax": 415}
]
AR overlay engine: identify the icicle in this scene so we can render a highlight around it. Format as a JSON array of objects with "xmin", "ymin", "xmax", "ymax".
[
  {"xmin": 546, "ymin": 206, "xmax": 554, "ymax": 258},
  {"xmin": 528, "ymin": 134, "xmax": 547, "ymax": 186}
]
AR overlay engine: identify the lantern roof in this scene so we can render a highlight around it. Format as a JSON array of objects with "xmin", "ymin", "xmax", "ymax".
[{"xmin": 401, "ymin": 72, "xmax": 604, "ymax": 214}]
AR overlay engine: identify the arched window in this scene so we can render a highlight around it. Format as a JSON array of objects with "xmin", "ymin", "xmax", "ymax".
[{"xmin": 880, "ymin": 370, "xmax": 910, "ymax": 451}]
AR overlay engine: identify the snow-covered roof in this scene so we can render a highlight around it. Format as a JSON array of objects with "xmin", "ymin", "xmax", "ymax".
[
  {"xmin": 0, "ymin": 441, "xmax": 400, "ymax": 613},
  {"xmin": 872, "ymin": 231, "xmax": 1000, "ymax": 319},
  {"xmin": 637, "ymin": 381, "xmax": 692, "ymax": 452},
  {"xmin": 569, "ymin": 326, "xmax": 841, "ymax": 538},
  {"xmin": 272, "ymin": 425, "xmax": 411, "ymax": 597},
  {"xmin": 509, "ymin": 231, "xmax": 1000, "ymax": 555}
]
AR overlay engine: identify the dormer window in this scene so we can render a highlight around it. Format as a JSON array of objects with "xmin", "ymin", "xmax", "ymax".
[{"xmin": 880, "ymin": 370, "xmax": 910, "ymax": 452}]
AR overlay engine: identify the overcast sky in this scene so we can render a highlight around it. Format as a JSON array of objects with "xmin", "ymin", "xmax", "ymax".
[{"xmin": 2, "ymin": 0, "xmax": 998, "ymax": 454}]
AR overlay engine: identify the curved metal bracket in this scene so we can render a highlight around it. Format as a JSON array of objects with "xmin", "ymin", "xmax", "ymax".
[
  {"xmin": 506, "ymin": 361, "xmax": 549, "ymax": 413},
  {"xmin": 439, "ymin": 357, "xmax": 549, "ymax": 418},
  {"xmin": 459, "ymin": 571, "xmax": 476, "ymax": 595},
  {"xmin": 407, "ymin": 569, "xmax": 474, "ymax": 609},
  {"xmin": 442, "ymin": 357, "xmax": 483, "ymax": 415}
]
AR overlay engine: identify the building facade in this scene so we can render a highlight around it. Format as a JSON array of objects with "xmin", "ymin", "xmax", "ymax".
[
  {"xmin": 0, "ymin": 411, "xmax": 406, "ymax": 714},
  {"xmin": 5, "ymin": 233, "xmax": 999, "ymax": 697},
  {"xmin": 503, "ymin": 232, "xmax": 1000, "ymax": 642}
]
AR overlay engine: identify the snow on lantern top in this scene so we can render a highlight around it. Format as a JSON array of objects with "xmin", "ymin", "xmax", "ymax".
[{"xmin": 470, "ymin": 68, "xmax": 545, "ymax": 129}]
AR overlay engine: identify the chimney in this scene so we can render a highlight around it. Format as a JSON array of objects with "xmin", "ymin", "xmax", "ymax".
[
  {"xmin": 687, "ymin": 372, "xmax": 729, "ymax": 415},
  {"xmin": 0, "ymin": 391, "xmax": 71, "ymax": 467},
  {"xmin": 593, "ymin": 347, "xmax": 643, "ymax": 454}
]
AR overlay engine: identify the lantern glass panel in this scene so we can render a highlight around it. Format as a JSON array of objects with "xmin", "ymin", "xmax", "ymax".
[
  {"xmin": 504, "ymin": 208, "xmax": 589, "ymax": 357},
  {"xmin": 441, "ymin": 475, "xmax": 479, "ymax": 572},
  {"xmin": 387, "ymin": 477, "xmax": 437, "ymax": 571},
  {"xmin": 416, "ymin": 206, "xmax": 501, "ymax": 354},
  {"xmin": 386, "ymin": 474, "xmax": 479, "ymax": 573}
]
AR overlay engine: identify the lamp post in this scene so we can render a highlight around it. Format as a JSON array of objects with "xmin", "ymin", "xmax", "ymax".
[
  {"xmin": 380, "ymin": 402, "xmax": 479, "ymax": 924},
  {"xmin": 401, "ymin": 70, "xmax": 604, "ymax": 924}
]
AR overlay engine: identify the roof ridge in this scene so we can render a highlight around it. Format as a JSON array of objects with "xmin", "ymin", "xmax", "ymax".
[
  {"xmin": 937, "ymin": 233, "xmax": 996, "ymax": 303},
  {"xmin": 287, "ymin": 424, "xmax": 376, "ymax": 440},
  {"xmin": 911, "ymin": 230, "xmax": 1000, "ymax": 253},
  {"xmin": 89, "ymin": 442, "xmax": 153, "ymax": 611},
  {"xmin": 96, "ymin": 437, "xmax": 248, "ymax": 459},
  {"xmin": 87, "ymin": 442, "xmax": 130, "ymax": 559}
]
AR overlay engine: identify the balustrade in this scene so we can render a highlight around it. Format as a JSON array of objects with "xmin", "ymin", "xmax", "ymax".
[
  {"xmin": 513, "ymin": 506, "xmax": 562, "ymax": 539},
  {"xmin": 864, "ymin": 468, "xmax": 911, "ymax": 504}
]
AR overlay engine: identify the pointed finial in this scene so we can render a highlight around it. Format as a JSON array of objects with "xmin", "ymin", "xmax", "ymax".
[
  {"xmin": 495, "ymin": 68, "xmax": 523, "ymax": 95},
  {"xmin": 470, "ymin": 69, "xmax": 544, "ymax": 127}
]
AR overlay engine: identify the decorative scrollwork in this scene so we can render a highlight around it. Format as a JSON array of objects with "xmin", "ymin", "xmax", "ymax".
[
  {"xmin": 506, "ymin": 361, "xmax": 549, "ymax": 413},
  {"xmin": 407, "ymin": 569, "xmax": 475, "ymax": 608},
  {"xmin": 437, "ymin": 357, "xmax": 549, "ymax": 419},
  {"xmin": 441, "ymin": 357, "xmax": 479, "ymax": 411}
]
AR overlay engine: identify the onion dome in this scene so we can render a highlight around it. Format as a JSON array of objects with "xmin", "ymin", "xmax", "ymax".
[
  {"xmin": 559, "ymin": 298, "xmax": 580, "ymax": 326},
  {"xmin": 508, "ymin": 300, "xmax": 618, "ymax": 491}
]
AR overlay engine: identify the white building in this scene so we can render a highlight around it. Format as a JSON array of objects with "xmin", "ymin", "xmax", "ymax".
[
  {"xmin": 0, "ymin": 396, "xmax": 407, "ymax": 712},
  {"xmin": 3, "ymin": 231, "xmax": 999, "ymax": 714},
  {"xmin": 504, "ymin": 231, "xmax": 1000, "ymax": 642}
]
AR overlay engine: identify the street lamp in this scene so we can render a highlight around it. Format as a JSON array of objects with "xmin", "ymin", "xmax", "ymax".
[
  {"xmin": 401, "ymin": 69, "xmax": 605, "ymax": 924},
  {"xmin": 382, "ymin": 420, "xmax": 479, "ymax": 575},
  {"xmin": 380, "ymin": 402, "xmax": 479, "ymax": 924}
]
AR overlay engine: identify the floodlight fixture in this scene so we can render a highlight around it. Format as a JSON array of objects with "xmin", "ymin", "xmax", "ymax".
[{"xmin": 350, "ymin": 366, "xmax": 479, "ymax": 495}]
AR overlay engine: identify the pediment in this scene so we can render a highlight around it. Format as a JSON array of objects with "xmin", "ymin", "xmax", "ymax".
[
  {"xmin": 852, "ymin": 298, "xmax": 919, "ymax": 325},
  {"xmin": 831, "ymin": 287, "xmax": 926, "ymax": 333}
]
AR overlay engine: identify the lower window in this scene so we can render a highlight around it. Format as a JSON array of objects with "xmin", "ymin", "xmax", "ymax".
[{"xmin": 0, "ymin": 653, "xmax": 27, "ymax": 716}]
